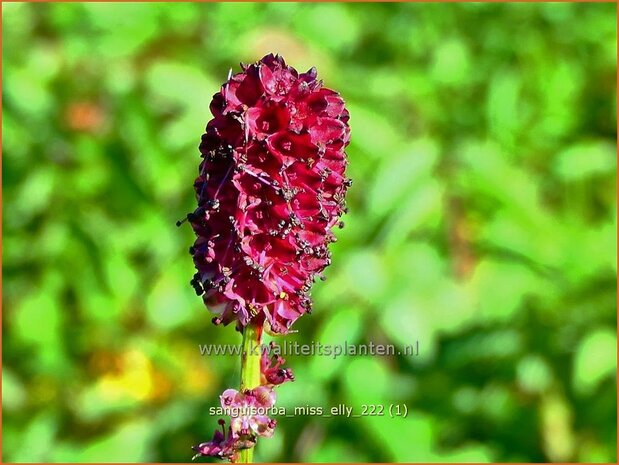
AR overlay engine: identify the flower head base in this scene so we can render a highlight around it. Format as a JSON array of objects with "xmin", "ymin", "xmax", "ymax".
[
  {"xmin": 221, "ymin": 386, "xmax": 278, "ymax": 438},
  {"xmin": 193, "ymin": 343, "xmax": 293, "ymax": 462},
  {"xmin": 186, "ymin": 54, "xmax": 350, "ymax": 334},
  {"xmin": 192, "ymin": 419, "xmax": 244, "ymax": 462},
  {"xmin": 261, "ymin": 342, "xmax": 295, "ymax": 385}
]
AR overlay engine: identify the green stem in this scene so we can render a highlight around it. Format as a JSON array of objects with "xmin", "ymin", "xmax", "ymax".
[{"xmin": 238, "ymin": 322, "xmax": 262, "ymax": 463}]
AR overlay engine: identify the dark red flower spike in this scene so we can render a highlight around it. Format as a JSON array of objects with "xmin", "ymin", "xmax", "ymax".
[{"xmin": 185, "ymin": 54, "xmax": 350, "ymax": 334}]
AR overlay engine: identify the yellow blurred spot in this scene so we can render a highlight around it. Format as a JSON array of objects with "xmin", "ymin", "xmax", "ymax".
[{"xmin": 97, "ymin": 349, "xmax": 168, "ymax": 403}]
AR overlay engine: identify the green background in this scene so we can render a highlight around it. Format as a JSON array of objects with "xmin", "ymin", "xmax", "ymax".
[{"xmin": 3, "ymin": 2, "xmax": 617, "ymax": 462}]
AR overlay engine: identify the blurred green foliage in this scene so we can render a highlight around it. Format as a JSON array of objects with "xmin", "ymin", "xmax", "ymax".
[{"xmin": 2, "ymin": 2, "xmax": 617, "ymax": 463}]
